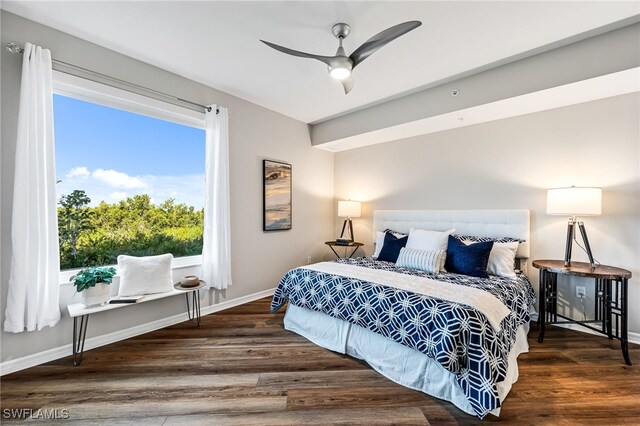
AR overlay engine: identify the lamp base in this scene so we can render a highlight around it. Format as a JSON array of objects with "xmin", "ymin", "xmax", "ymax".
[
  {"xmin": 564, "ymin": 218, "xmax": 596, "ymax": 268},
  {"xmin": 339, "ymin": 218, "xmax": 354, "ymax": 242}
]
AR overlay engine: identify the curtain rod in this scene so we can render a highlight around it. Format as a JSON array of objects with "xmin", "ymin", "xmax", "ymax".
[{"xmin": 5, "ymin": 42, "xmax": 218, "ymax": 114}]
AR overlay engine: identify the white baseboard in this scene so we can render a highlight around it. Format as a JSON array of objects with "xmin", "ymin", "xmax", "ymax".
[
  {"xmin": 529, "ymin": 312, "xmax": 640, "ymax": 345},
  {"xmin": 0, "ymin": 288, "xmax": 275, "ymax": 376}
]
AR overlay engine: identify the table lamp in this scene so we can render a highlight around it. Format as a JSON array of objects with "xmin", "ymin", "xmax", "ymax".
[
  {"xmin": 338, "ymin": 200, "xmax": 361, "ymax": 242},
  {"xmin": 547, "ymin": 186, "xmax": 601, "ymax": 268}
]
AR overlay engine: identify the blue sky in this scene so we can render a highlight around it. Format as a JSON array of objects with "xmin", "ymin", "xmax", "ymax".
[{"xmin": 54, "ymin": 94, "xmax": 206, "ymax": 209}]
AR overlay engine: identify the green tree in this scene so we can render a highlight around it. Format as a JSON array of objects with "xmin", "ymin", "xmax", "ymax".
[
  {"xmin": 58, "ymin": 190, "xmax": 94, "ymax": 260},
  {"xmin": 57, "ymin": 192, "xmax": 204, "ymax": 270}
]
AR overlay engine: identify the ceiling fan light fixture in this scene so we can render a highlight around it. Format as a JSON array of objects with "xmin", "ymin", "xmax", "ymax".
[{"xmin": 329, "ymin": 66, "xmax": 351, "ymax": 80}]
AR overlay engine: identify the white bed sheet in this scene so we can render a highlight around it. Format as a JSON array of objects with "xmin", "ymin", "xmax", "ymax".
[{"xmin": 284, "ymin": 303, "xmax": 530, "ymax": 418}]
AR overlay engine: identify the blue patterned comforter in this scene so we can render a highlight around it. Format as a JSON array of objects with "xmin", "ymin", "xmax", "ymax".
[{"xmin": 270, "ymin": 257, "xmax": 535, "ymax": 419}]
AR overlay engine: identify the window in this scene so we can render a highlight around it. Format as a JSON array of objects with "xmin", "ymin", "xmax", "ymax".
[{"xmin": 52, "ymin": 73, "xmax": 206, "ymax": 274}]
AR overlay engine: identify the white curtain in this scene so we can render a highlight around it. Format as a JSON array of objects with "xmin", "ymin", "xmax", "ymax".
[
  {"xmin": 202, "ymin": 106, "xmax": 232, "ymax": 290},
  {"xmin": 4, "ymin": 43, "xmax": 61, "ymax": 332}
]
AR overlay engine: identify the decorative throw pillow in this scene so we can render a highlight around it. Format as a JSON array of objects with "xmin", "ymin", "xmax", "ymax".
[
  {"xmin": 117, "ymin": 253, "xmax": 174, "ymax": 296},
  {"xmin": 454, "ymin": 235, "xmax": 521, "ymax": 278},
  {"xmin": 373, "ymin": 229, "xmax": 408, "ymax": 258},
  {"xmin": 445, "ymin": 235, "xmax": 493, "ymax": 278},
  {"xmin": 396, "ymin": 247, "xmax": 446, "ymax": 274},
  {"xmin": 377, "ymin": 232, "xmax": 408, "ymax": 263},
  {"xmin": 406, "ymin": 228, "xmax": 456, "ymax": 251},
  {"xmin": 486, "ymin": 241, "xmax": 519, "ymax": 278}
]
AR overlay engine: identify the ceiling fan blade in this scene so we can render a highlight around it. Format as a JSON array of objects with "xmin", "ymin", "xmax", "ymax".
[
  {"xmin": 349, "ymin": 21, "xmax": 422, "ymax": 68},
  {"xmin": 341, "ymin": 76, "xmax": 354, "ymax": 94},
  {"xmin": 260, "ymin": 40, "xmax": 335, "ymax": 66}
]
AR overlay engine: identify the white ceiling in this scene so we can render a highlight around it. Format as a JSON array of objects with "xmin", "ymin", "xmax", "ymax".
[{"xmin": 2, "ymin": 1, "xmax": 639, "ymax": 124}]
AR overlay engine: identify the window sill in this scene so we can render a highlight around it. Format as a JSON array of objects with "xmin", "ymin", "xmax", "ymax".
[{"xmin": 59, "ymin": 254, "xmax": 203, "ymax": 286}]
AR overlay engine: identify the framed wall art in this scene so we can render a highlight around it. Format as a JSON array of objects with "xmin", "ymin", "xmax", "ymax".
[{"xmin": 263, "ymin": 160, "xmax": 292, "ymax": 231}]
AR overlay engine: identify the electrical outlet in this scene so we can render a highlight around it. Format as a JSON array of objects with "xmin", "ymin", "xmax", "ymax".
[
  {"xmin": 307, "ymin": 256, "xmax": 312, "ymax": 265},
  {"xmin": 576, "ymin": 286, "xmax": 587, "ymax": 298}
]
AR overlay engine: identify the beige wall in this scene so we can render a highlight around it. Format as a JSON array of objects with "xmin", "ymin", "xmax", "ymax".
[
  {"xmin": 1, "ymin": 11, "xmax": 334, "ymax": 364},
  {"xmin": 334, "ymin": 94, "xmax": 640, "ymax": 335}
]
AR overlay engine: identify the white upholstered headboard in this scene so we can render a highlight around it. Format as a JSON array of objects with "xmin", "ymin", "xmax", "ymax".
[{"xmin": 373, "ymin": 210, "xmax": 530, "ymax": 259}]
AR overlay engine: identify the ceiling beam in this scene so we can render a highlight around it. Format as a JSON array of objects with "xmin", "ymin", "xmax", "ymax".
[{"xmin": 310, "ymin": 21, "xmax": 640, "ymax": 151}]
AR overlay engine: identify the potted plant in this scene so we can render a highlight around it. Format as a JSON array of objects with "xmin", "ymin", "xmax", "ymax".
[{"xmin": 71, "ymin": 267, "xmax": 117, "ymax": 307}]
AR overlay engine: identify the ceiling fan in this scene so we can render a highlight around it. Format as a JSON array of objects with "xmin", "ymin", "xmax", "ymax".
[{"xmin": 260, "ymin": 20, "xmax": 422, "ymax": 94}]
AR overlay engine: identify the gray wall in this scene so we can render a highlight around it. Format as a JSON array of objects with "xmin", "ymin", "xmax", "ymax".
[
  {"xmin": 1, "ymin": 11, "xmax": 334, "ymax": 363},
  {"xmin": 334, "ymin": 94, "xmax": 640, "ymax": 335}
]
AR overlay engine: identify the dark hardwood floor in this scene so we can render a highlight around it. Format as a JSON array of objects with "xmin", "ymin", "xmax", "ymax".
[{"xmin": 1, "ymin": 297, "xmax": 639, "ymax": 425}]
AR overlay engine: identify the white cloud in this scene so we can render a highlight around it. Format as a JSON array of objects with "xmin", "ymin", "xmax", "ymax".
[
  {"xmin": 93, "ymin": 169, "xmax": 147, "ymax": 189},
  {"xmin": 110, "ymin": 191, "xmax": 128, "ymax": 201},
  {"xmin": 66, "ymin": 166, "xmax": 90, "ymax": 179}
]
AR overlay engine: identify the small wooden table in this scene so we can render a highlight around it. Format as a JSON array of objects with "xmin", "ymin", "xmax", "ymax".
[
  {"xmin": 532, "ymin": 260, "xmax": 632, "ymax": 365},
  {"xmin": 67, "ymin": 283, "xmax": 205, "ymax": 366},
  {"xmin": 325, "ymin": 241, "xmax": 363, "ymax": 259}
]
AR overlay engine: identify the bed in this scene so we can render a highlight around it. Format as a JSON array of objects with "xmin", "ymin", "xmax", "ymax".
[{"xmin": 270, "ymin": 210, "xmax": 536, "ymax": 419}]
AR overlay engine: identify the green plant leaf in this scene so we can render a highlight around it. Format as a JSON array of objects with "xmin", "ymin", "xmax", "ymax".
[{"xmin": 72, "ymin": 266, "xmax": 116, "ymax": 292}]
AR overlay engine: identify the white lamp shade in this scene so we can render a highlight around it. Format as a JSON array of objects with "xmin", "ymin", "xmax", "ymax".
[
  {"xmin": 547, "ymin": 187, "xmax": 602, "ymax": 216},
  {"xmin": 338, "ymin": 200, "xmax": 361, "ymax": 218}
]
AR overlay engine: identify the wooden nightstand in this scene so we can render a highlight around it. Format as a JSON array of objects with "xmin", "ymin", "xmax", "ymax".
[
  {"xmin": 532, "ymin": 259, "xmax": 632, "ymax": 365},
  {"xmin": 325, "ymin": 241, "xmax": 363, "ymax": 259}
]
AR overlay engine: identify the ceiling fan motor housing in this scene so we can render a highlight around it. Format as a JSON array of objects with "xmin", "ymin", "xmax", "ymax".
[{"xmin": 332, "ymin": 23, "xmax": 351, "ymax": 39}]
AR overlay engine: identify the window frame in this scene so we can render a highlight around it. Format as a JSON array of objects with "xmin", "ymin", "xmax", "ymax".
[
  {"xmin": 53, "ymin": 71, "xmax": 206, "ymax": 128},
  {"xmin": 52, "ymin": 72, "xmax": 206, "ymax": 285}
]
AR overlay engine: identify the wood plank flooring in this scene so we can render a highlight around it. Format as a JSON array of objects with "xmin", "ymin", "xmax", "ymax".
[{"xmin": 1, "ymin": 297, "xmax": 639, "ymax": 425}]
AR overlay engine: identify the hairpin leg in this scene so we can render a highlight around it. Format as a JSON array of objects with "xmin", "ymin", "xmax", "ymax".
[
  {"xmin": 72, "ymin": 315, "xmax": 89, "ymax": 366},
  {"xmin": 185, "ymin": 290, "xmax": 201, "ymax": 327}
]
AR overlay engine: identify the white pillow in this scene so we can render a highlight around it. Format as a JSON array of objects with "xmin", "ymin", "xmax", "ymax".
[
  {"xmin": 396, "ymin": 248, "xmax": 446, "ymax": 274},
  {"xmin": 117, "ymin": 253, "xmax": 174, "ymax": 296},
  {"xmin": 373, "ymin": 231, "xmax": 385, "ymax": 258},
  {"xmin": 487, "ymin": 242, "xmax": 519, "ymax": 278},
  {"xmin": 406, "ymin": 228, "xmax": 455, "ymax": 251}
]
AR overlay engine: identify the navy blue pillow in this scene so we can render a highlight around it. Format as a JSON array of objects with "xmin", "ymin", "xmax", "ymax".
[
  {"xmin": 445, "ymin": 235, "xmax": 494, "ymax": 278},
  {"xmin": 377, "ymin": 232, "xmax": 408, "ymax": 263}
]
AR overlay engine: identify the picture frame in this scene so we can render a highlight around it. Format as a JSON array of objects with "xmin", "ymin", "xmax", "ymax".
[{"xmin": 263, "ymin": 160, "xmax": 292, "ymax": 231}]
